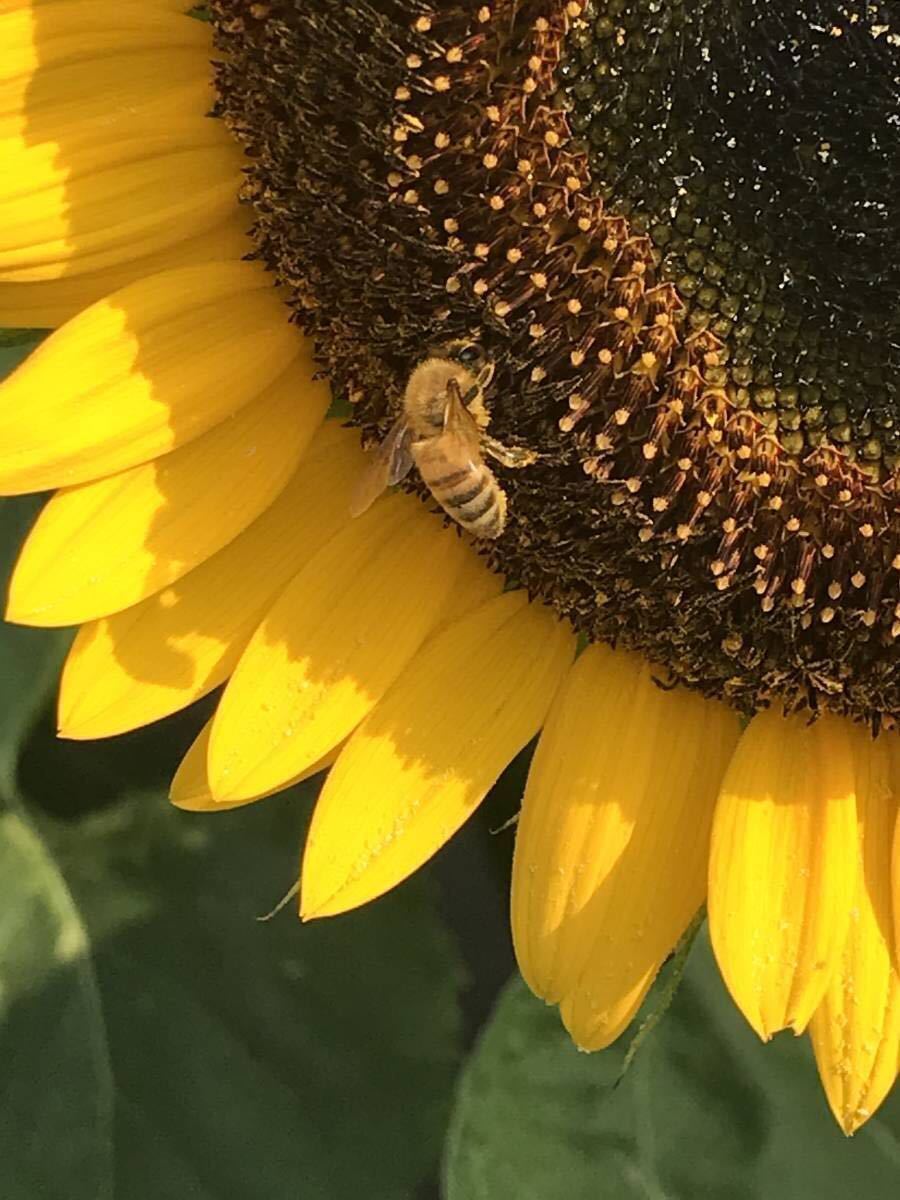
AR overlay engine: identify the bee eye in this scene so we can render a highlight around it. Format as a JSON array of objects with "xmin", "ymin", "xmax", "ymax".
[{"xmin": 456, "ymin": 343, "xmax": 482, "ymax": 366}]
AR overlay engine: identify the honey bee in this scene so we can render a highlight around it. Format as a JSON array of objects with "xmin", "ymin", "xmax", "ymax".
[{"xmin": 350, "ymin": 341, "xmax": 536, "ymax": 539}]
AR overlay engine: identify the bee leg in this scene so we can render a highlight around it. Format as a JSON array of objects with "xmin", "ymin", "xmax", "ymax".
[
  {"xmin": 475, "ymin": 361, "xmax": 496, "ymax": 389},
  {"xmin": 482, "ymin": 435, "xmax": 539, "ymax": 469}
]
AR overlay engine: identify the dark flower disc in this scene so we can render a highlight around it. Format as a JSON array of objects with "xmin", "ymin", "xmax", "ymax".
[{"xmin": 210, "ymin": 0, "xmax": 900, "ymax": 726}]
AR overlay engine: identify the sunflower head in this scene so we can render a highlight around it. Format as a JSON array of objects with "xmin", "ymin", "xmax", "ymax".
[
  {"xmin": 212, "ymin": 0, "xmax": 900, "ymax": 729},
  {"xmin": 2, "ymin": 0, "xmax": 900, "ymax": 1144}
]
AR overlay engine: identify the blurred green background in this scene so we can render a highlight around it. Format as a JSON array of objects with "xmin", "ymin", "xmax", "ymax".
[{"xmin": 1, "ymin": 336, "xmax": 899, "ymax": 1199}]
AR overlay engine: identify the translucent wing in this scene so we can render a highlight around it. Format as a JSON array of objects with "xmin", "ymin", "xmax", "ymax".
[
  {"xmin": 440, "ymin": 380, "xmax": 484, "ymax": 465},
  {"xmin": 349, "ymin": 419, "xmax": 413, "ymax": 517},
  {"xmin": 387, "ymin": 420, "xmax": 415, "ymax": 485}
]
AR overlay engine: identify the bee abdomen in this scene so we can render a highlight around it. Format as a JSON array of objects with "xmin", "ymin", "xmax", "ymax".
[{"xmin": 425, "ymin": 462, "xmax": 507, "ymax": 538}]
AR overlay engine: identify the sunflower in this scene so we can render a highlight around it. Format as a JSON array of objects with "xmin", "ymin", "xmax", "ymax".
[{"xmin": 2, "ymin": 0, "xmax": 899, "ymax": 1137}]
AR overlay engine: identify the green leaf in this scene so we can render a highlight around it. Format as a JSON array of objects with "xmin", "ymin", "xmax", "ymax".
[
  {"xmin": 0, "ymin": 790, "xmax": 465, "ymax": 1199},
  {"xmin": 0, "ymin": 329, "xmax": 46, "ymax": 373},
  {"xmin": 0, "ymin": 497, "xmax": 71, "ymax": 792},
  {"xmin": 0, "ymin": 804, "xmax": 114, "ymax": 1200},
  {"xmin": 0, "ymin": 328, "xmax": 47, "ymax": 348},
  {"xmin": 0, "ymin": 336, "xmax": 69, "ymax": 789},
  {"xmin": 445, "ymin": 929, "xmax": 900, "ymax": 1200},
  {"xmin": 0, "ymin": 335, "xmax": 107, "ymax": 1199}
]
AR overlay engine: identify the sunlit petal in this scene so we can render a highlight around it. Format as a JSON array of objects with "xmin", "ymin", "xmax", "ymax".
[
  {"xmin": 0, "ymin": 216, "xmax": 251, "ymax": 329},
  {"xmin": 170, "ymin": 718, "xmax": 341, "ymax": 813},
  {"xmin": 511, "ymin": 644, "xmax": 739, "ymax": 1048},
  {"xmin": 208, "ymin": 500, "xmax": 472, "ymax": 803},
  {"xmin": 8, "ymin": 356, "xmax": 326, "ymax": 626},
  {"xmin": 56, "ymin": 425, "xmax": 362, "ymax": 739},
  {"xmin": 709, "ymin": 708, "xmax": 857, "ymax": 1040},
  {"xmin": 301, "ymin": 592, "xmax": 575, "ymax": 918},
  {"xmin": 0, "ymin": 260, "xmax": 301, "ymax": 494},
  {"xmin": 810, "ymin": 730, "xmax": 900, "ymax": 1135}
]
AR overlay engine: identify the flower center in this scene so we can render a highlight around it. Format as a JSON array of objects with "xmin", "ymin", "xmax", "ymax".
[
  {"xmin": 210, "ymin": 0, "xmax": 900, "ymax": 727},
  {"xmin": 561, "ymin": 0, "xmax": 900, "ymax": 474}
]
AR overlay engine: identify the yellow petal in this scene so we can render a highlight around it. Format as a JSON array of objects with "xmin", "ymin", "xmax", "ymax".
[
  {"xmin": 170, "ymin": 719, "xmax": 341, "ymax": 813},
  {"xmin": 2, "ymin": 3, "xmax": 203, "ymax": 88},
  {"xmin": 890, "ymin": 740, "xmax": 900, "ymax": 972},
  {"xmin": 3, "ymin": 1, "xmax": 191, "ymax": 16},
  {"xmin": 301, "ymin": 592, "xmax": 575, "ymax": 919},
  {"xmin": 0, "ymin": 41, "xmax": 214, "ymax": 145},
  {"xmin": 510, "ymin": 645, "xmax": 739, "ymax": 1047},
  {"xmin": 208, "ymin": 501, "xmax": 473, "ymax": 803},
  {"xmin": 709, "ymin": 708, "xmax": 857, "ymax": 1040},
  {"xmin": 0, "ymin": 6, "xmax": 235, "ymax": 281},
  {"xmin": 0, "ymin": 141, "xmax": 243, "ymax": 283},
  {"xmin": 8, "ymin": 355, "xmax": 326, "ymax": 626},
  {"xmin": 432, "ymin": 545, "xmax": 504, "ymax": 628},
  {"xmin": 57, "ymin": 424, "xmax": 365, "ymax": 739},
  {"xmin": 0, "ymin": 7, "xmax": 245, "ymax": 322},
  {"xmin": 810, "ymin": 729, "xmax": 900, "ymax": 1135},
  {"xmin": 0, "ymin": 216, "xmax": 252, "ymax": 329},
  {"xmin": 0, "ymin": 261, "xmax": 300, "ymax": 494}
]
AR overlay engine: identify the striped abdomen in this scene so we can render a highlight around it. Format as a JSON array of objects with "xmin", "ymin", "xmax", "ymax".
[{"xmin": 413, "ymin": 439, "xmax": 508, "ymax": 539}]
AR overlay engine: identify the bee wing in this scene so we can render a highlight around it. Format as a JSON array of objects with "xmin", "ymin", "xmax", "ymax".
[
  {"xmin": 387, "ymin": 421, "xmax": 415, "ymax": 484},
  {"xmin": 349, "ymin": 419, "xmax": 413, "ymax": 517},
  {"xmin": 441, "ymin": 379, "xmax": 484, "ymax": 465}
]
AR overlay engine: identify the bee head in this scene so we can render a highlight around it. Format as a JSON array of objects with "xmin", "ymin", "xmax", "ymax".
[{"xmin": 443, "ymin": 339, "xmax": 495, "ymax": 390}]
